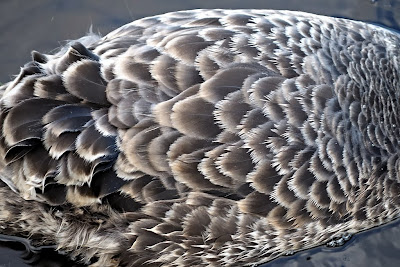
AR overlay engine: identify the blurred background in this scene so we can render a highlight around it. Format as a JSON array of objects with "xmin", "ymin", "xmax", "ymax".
[{"xmin": 0, "ymin": 0, "xmax": 399, "ymax": 266}]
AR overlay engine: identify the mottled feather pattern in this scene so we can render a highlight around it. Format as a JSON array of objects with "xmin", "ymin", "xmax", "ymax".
[{"xmin": 0, "ymin": 9, "xmax": 400, "ymax": 267}]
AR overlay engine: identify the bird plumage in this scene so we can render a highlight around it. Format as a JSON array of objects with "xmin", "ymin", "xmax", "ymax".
[{"xmin": 0, "ymin": 9, "xmax": 400, "ymax": 266}]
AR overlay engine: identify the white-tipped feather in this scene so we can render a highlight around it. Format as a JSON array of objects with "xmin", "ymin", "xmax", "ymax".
[{"xmin": 0, "ymin": 9, "xmax": 400, "ymax": 267}]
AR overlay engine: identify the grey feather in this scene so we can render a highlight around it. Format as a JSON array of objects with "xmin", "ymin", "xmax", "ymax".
[{"xmin": 0, "ymin": 9, "xmax": 399, "ymax": 267}]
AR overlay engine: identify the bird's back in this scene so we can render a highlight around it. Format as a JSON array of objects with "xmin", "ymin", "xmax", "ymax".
[{"xmin": 0, "ymin": 9, "xmax": 400, "ymax": 267}]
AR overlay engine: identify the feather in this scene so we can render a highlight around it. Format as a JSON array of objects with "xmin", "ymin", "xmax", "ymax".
[
  {"xmin": 55, "ymin": 42, "xmax": 99, "ymax": 73},
  {"xmin": 164, "ymin": 34, "xmax": 213, "ymax": 65},
  {"xmin": 171, "ymin": 95, "xmax": 221, "ymax": 139},
  {"xmin": 75, "ymin": 123, "xmax": 117, "ymax": 162},
  {"xmin": 0, "ymin": 9, "xmax": 399, "ymax": 267},
  {"xmin": 1, "ymin": 75, "xmax": 38, "ymax": 107},
  {"xmin": 43, "ymin": 104, "xmax": 92, "ymax": 136},
  {"xmin": 34, "ymin": 75, "xmax": 69, "ymax": 99},
  {"xmin": 90, "ymin": 169, "xmax": 127, "ymax": 198},
  {"xmin": 217, "ymin": 142, "xmax": 254, "ymax": 182},
  {"xmin": 153, "ymin": 84, "xmax": 200, "ymax": 128},
  {"xmin": 3, "ymin": 98, "xmax": 64, "ymax": 146},
  {"xmin": 199, "ymin": 63, "xmax": 266, "ymax": 103},
  {"xmin": 63, "ymin": 59, "xmax": 108, "ymax": 105}
]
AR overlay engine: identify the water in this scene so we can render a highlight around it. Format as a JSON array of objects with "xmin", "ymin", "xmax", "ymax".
[
  {"xmin": 0, "ymin": 234, "xmax": 84, "ymax": 267},
  {"xmin": 0, "ymin": 0, "xmax": 399, "ymax": 266},
  {"xmin": 267, "ymin": 218, "xmax": 400, "ymax": 267}
]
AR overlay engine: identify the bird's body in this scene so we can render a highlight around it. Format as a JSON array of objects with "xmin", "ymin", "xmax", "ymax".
[{"xmin": 0, "ymin": 9, "xmax": 400, "ymax": 266}]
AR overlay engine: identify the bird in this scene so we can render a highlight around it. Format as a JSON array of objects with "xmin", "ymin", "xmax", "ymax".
[{"xmin": 0, "ymin": 8, "xmax": 399, "ymax": 267}]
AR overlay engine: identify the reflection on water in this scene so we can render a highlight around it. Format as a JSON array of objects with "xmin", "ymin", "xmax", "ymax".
[
  {"xmin": 0, "ymin": 0, "xmax": 399, "ymax": 266},
  {"xmin": 0, "ymin": 234, "xmax": 84, "ymax": 267},
  {"xmin": 267, "ymin": 218, "xmax": 400, "ymax": 267}
]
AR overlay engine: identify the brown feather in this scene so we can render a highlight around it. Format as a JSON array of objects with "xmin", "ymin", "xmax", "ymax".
[{"xmin": 0, "ymin": 9, "xmax": 399, "ymax": 267}]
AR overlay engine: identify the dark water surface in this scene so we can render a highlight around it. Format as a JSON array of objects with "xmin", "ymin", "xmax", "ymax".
[{"xmin": 0, "ymin": 0, "xmax": 400, "ymax": 266}]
